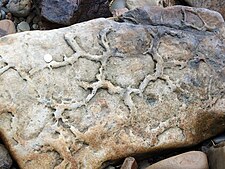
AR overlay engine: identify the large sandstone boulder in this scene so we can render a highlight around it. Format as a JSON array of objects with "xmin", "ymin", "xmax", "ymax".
[{"xmin": 0, "ymin": 6, "xmax": 225, "ymax": 169}]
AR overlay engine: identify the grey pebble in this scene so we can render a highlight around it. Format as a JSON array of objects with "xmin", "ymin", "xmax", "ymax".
[
  {"xmin": 32, "ymin": 23, "xmax": 39, "ymax": 30},
  {"xmin": 1, "ymin": 7, "xmax": 10, "ymax": 13},
  {"xmin": 17, "ymin": 21, "xmax": 30, "ymax": 32},
  {"xmin": 0, "ymin": 9, "xmax": 6, "ymax": 19}
]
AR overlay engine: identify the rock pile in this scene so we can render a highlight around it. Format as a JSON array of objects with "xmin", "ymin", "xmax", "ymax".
[
  {"xmin": 1, "ymin": 0, "xmax": 225, "ymax": 37},
  {"xmin": 0, "ymin": 19, "xmax": 15, "ymax": 36},
  {"xmin": 0, "ymin": 0, "xmax": 40, "ymax": 34},
  {"xmin": 0, "ymin": 0, "xmax": 112, "ymax": 35}
]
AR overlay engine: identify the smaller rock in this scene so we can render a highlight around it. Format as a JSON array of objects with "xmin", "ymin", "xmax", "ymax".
[
  {"xmin": 6, "ymin": 12, "xmax": 12, "ymax": 20},
  {"xmin": 6, "ymin": 0, "xmax": 32, "ymax": 17},
  {"xmin": 110, "ymin": 0, "xmax": 129, "ymax": 16},
  {"xmin": 0, "ymin": 19, "xmax": 16, "ymax": 37},
  {"xmin": 1, "ymin": 7, "xmax": 10, "ymax": 13},
  {"xmin": 41, "ymin": 0, "xmax": 80, "ymax": 25},
  {"xmin": 17, "ymin": 21, "xmax": 30, "ymax": 32},
  {"xmin": 207, "ymin": 145, "xmax": 225, "ymax": 169},
  {"xmin": 121, "ymin": 157, "xmax": 138, "ymax": 169},
  {"xmin": 32, "ymin": 23, "xmax": 39, "ymax": 30},
  {"xmin": 0, "ymin": 9, "xmax": 6, "ymax": 19},
  {"xmin": 0, "ymin": 144, "xmax": 13, "ymax": 169},
  {"xmin": 146, "ymin": 151, "xmax": 209, "ymax": 169},
  {"xmin": 109, "ymin": 0, "xmax": 126, "ymax": 12}
]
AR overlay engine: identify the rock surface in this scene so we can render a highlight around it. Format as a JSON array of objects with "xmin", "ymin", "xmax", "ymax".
[
  {"xmin": 40, "ymin": 0, "xmax": 112, "ymax": 25},
  {"xmin": 17, "ymin": 21, "xmax": 30, "ymax": 32},
  {"xmin": 183, "ymin": 0, "xmax": 225, "ymax": 19},
  {"xmin": 109, "ymin": 0, "xmax": 128, "ymax": 17},
  {"xmin": 41, "ymin": 0, "xmax": 81, "ymax": 25},
  {"xmin": 0, "ymin": 19, "xmax": 16, "ymax": 37},
  {"xmin": 120, "ymin": 157, "xmax": 138, "ymax": 169},
  {"xmin": 0, "ymin": 144, "xmax": 13, "ymax": 169},
  {"xmin": 126, "ymin": 0, "xmax": 176, "ymax": 9},
  {"xmin": 207, "ymin": 145, "xmax": 225, "ymax": 169},
  {"xmin": 146, "ymin": 151, "xmax": 209, "ymax": 169},
  {"xmin": 0, "ymin": 5, "xmax": 225, "ymax": 169},
  {"xmin": 6, "ymin": 0, "xmax": 32, "ymax": 17}
]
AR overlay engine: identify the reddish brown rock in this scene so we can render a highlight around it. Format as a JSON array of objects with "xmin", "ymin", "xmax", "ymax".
[
  {"xmin": 146, "ymin": 151, "xmax": 209, "ymax": 169},
  {"xmin": 121, "ymin": 157, "xmax": 138, "ymax": 169},
  {"xmin": 0, "ymin": 19, "xmax": 16, "ymax": 37}
]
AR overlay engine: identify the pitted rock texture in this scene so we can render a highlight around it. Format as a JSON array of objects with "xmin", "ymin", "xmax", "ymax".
[{"xmin": 0, "ymin": 6, "xmax": 225, "ymax": 169}]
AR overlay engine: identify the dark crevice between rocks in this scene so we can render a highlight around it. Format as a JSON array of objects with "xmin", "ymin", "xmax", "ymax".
[
  {"xmin": 176, "ymin": 0, "xmax": 191, "ymax": 6},
  {"xmin": 0, "ymin": 112, "xmax": 19, "ymax": 168},
  {"xmin": 0, "ymin": 138, "xmax": 19, "ymax": 169},
  {"xmin": 101, "ymin": 131, "xmax": 225, "ymax": 169}
]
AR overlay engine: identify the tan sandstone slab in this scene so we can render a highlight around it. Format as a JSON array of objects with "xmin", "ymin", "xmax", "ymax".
[
  {"xmin": 0, "ymin": 6, "xmax": 225, "ymax": 169},
  {"xmin": 145, "ymin": 151, "xmax": 209, "ymax": 169}
]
